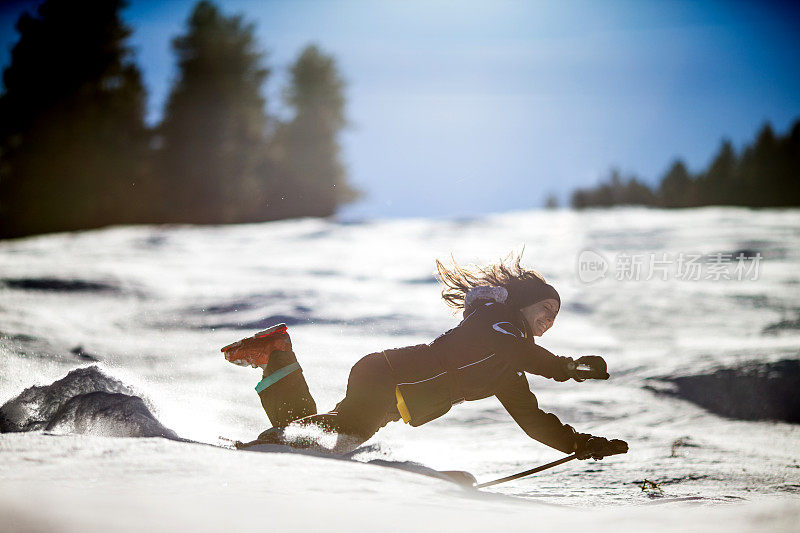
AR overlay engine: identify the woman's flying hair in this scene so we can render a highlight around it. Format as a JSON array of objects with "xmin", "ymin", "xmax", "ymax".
[{"xmin": 435, "ymin": 249, "xmax": 547, "ymax": 311}]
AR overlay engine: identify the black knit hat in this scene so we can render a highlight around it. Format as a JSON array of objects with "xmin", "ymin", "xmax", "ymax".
[{"xmin": 505, "ymin": 278, "xmax": 561, "ymax": 310}]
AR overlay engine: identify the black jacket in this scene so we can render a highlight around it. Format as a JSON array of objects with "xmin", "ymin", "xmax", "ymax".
[{"xmin": 384, "ymin": 300, "xmax": 577, "ymax": 453}]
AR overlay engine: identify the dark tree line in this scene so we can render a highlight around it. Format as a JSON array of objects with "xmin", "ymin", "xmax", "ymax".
[
  {"xmin": 0, "ymin": 0, "xmax": 355, "ymax": 239},
  {"xmin": 572, "ymin": 119, "xmax": 800, "ymax": 209}
]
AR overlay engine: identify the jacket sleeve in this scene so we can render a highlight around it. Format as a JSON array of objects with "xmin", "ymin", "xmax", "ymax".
[
  {"xmin": 495, "ymin": 373, "xmax": 577, "ymax": 454},
  {"xmin": 469, "ymin": 302, "xmax": 572, "ymax": 381}
]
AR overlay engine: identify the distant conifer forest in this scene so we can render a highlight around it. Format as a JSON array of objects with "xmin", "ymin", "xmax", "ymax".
[
  {"xmin": 572, "ymin": 120, "xmax": 800, "ymax": 209},
  {"xmin": 2, "ymin": 1, "xmax": 797, "ymax": 239},
  {"xmin": 0, "ymin": 0, "xmax": 357, "ymax": 239}
]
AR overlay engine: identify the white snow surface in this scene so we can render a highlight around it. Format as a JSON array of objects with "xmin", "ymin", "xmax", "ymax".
[{"xmin": 1, "ymin": 207, "xmax": 799, "ymax": 532}]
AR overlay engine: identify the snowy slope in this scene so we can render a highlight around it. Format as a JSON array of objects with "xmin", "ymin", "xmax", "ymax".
[{"xmin": 1, "ymin": 207, "xmax": 799, "ymax": 531}]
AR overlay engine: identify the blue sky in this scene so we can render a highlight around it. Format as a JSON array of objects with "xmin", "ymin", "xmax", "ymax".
[{"xmin": 1, "ymin": 0, "xmax": 799, "ymax": 218}]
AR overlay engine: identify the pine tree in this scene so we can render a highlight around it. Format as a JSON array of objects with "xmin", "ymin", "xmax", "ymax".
[
  {"xmin": 698, "ymin": 140, "xmax": 737, "ymax": 205},
  {"xmin": 738, "ymin": 124, "xmax": 774, "ymax": 207},
  {"xmin": 0, "ymin": 0, "xmax": 149, "ymax": 238},
  {"xmin": 782, "ymin": 120, "xmax": 800, "ymax": 206},
  {"xmin": 659, "ymin": 160, "xmax": 697, "ymax": 207},
  {"xmin": 275, "ymin": 44, "xmax": 358, "ymax": 217},
  {"xmin": 157, "ymin": 1, "xmax": 272, "ymax": 223},
  {"xmin": 544, "ymin": 193, "xmax": 559, "ymax": 209},
  {"xmin": 734, "ymin": 121, "xmax": 800, "ymax": 207}
]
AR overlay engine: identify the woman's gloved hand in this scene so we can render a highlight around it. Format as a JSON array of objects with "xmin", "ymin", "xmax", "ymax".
[
  {"xmin": 574, "ymin": 433, "xmax": 628, "ymax": 460},
  {"xmin": 550, "ymin": 356, "xmax": 575, "ymax": 382},
  {"xmin": 566, "ymin": 355, "xmax": 609, "ymax": 381}
]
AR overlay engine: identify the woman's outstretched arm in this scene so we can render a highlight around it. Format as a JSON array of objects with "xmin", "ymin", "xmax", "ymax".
[{"xmin": 494, "ymin": 373, "xmax": 577, "ymax": 454}]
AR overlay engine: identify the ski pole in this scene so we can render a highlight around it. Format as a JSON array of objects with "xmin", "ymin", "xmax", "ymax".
[{"xmin": 474, "ymin": 453, "xmax": 578, "ymax": 489}]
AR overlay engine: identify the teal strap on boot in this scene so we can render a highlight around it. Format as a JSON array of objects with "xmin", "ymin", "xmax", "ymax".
[{"xmin": 255, "ymin": 362, "xmax": 301, "ymax": 393}]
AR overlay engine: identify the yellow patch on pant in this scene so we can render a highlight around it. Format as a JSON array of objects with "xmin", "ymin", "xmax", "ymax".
[{"xmin": 395, "ymin": 386, "xmax": 411, "ymax": 424}]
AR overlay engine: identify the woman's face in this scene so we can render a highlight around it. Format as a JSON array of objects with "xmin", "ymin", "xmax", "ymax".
[{"xmin": 520, "ymin": 298, "xmax": 560, "ymax": 337}]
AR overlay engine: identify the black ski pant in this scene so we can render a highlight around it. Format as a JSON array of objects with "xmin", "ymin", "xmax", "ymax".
[{"xmin": 258, "ymin": 351, "xmax": 400, "ymax": 445}]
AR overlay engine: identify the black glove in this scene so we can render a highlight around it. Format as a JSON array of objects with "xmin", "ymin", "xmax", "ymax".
[
  {"xmin": 566, "ymin": 355, "xmax": 609, "ymax": 382},
  {"xmin": 551, "ymin": 356, "xmax": 574, "ymax": 382},
  {"xmin": 574, "ymin": 433, "xmax": 628, "ymax": 460}
]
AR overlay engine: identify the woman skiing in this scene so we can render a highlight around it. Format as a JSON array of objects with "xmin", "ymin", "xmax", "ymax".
[{"xmin": 223, "ymin": 253, "xmax": 628, "ymax": 460}]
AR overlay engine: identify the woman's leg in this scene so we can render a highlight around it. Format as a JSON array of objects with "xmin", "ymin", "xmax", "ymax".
[
  {"xmin": 323, "ymin": 352, "xmax": 399, "ymax": 439},
  {"xmin": 223, "ymin": 324, "xmax": 317, "ymax": 428},
  {"xmin": 256, "ymin": 348, "xmax": 317, "ymax": 427},
  {"xmin": 252, "ymin": 352, "xmax": 400, "ymax": 451}
]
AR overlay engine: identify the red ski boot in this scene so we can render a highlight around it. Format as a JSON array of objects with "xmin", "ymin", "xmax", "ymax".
[{"xmin": 221, "ymin": 323, "xmax": 291, "ymax": 368}]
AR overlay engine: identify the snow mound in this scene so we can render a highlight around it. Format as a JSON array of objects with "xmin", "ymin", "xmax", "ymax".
[
  {"xmin": 0, "ymin": 366, "xmax": 176, "ymax": 438},
  {"xmin": 45, "ymin": 391, "xmax": 178, "ymax": 439},
  {"xmin": 648, "ymin": 359, "xmax": 800, "ymax": 422}
]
